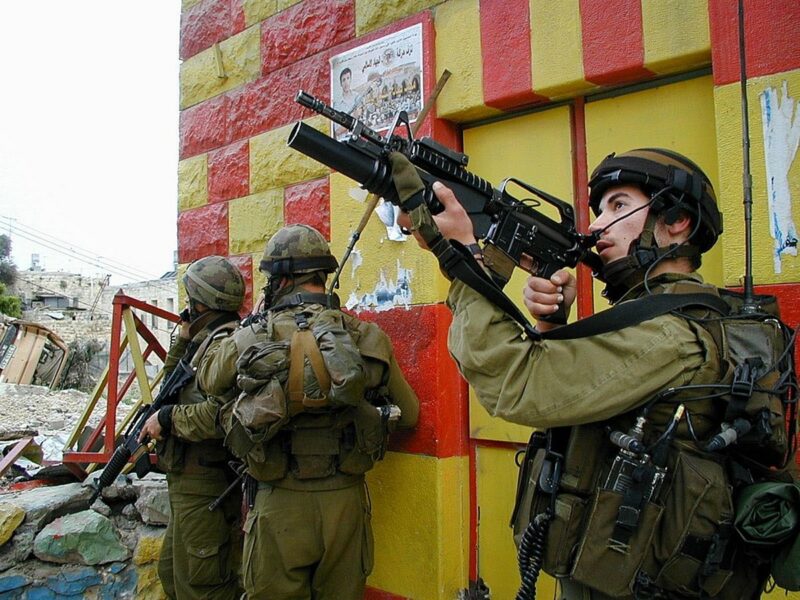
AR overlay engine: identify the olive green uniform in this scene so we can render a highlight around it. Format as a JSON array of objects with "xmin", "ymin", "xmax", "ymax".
[
  {"xmin": 447, "ymin": 274, "xmax": 748, "ymax": 599},
  {"xmin": 198, "ymin": 301, "xmax": 419, "ymax": 600},
  {"xmin": 157, "ymin": 313, "xmax": 242, "ymax": 600}
]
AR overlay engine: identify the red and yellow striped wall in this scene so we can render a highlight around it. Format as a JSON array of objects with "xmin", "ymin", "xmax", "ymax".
[{"xmin": 178, "ymin": 1, "xmax": 800, "ymax": 597}]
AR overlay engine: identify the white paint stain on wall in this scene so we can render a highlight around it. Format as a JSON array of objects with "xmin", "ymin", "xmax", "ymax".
[
  {"xmin": 760, "ymin": 81, "xmax": 799, "ymax": 273},
  {"xmin": 345, "ymin": 260, "xmax": 412, "ymax": 312}
]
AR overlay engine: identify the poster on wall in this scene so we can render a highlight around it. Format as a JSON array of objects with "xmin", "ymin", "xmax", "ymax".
[
  {"xmin": 329, "ymin": 23, "xmax": 423, "ymax": 142},
  {"xmin": 330, "ymin": 24, "xmax": 423, "ymax": 241}
]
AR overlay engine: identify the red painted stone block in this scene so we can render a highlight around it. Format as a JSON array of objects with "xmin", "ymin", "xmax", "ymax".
[
  {"xmin": 579, "ymin": 0, "xmax": 654, "ymax": 86},
  {"xmin": 709, "ymin": 0, "xmax": 800, "ymax": 85},
  {"xmin": 365, "ymin": 588, "xmax": 409, "ymax": 600},
  {"xmin": 180, "ymin": 0, "xmax": 246, "ymax": 61},
  {"xmin": 356, "ymin": 304, "xmax": 469, "ymax": 459},
  {"xmin": 261, "ymin": 0, "xmax": 354, "ymax": 76},
  {"xmin": 284, "ymin": 178, "xmax": 331, "ymax": 239},
  {"xmin": 180, "ymin": 94, "xmax": 231, "ymax": 160},
  {"xmin": 177, "ymin": 203, "xmax": 229, "ymax": 263},
  {"xmin": 209, "ymin": 140, "xmax": 250, "ymax": 203},
  {"xmin": 480, "ymin": 0, "xmax": 548, "ymax": 111},
  {"xmin": 228, "ymin": 53, "xmax": 331, "ymax": 143},
  {"xmin": 228, "ymin": 253, "xmax": 254, "ymax": 314}
]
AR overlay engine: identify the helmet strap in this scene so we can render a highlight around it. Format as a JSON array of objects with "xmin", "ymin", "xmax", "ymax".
[
  {"xmin": 598, "ymin": 211, "xmax": 701, "ymax": 302},
  {"xmin": 264, "ymin": 272, "xmax": 321, "ymax": 309}
]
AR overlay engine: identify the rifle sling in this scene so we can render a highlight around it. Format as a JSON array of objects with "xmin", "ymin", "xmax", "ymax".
[{"xmin": 540, "ymin": 293, "xmax": 730, "ymax": 340}]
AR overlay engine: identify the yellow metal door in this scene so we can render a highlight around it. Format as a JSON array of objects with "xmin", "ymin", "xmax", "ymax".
[{"xmin": 462, "ymin": 74, "xmax": 720, "ymax": 597}]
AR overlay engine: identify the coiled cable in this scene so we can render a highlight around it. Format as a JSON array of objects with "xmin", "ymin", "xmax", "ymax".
[{"xmin": 515, "ymin": 510, "xmax": 553, "ymax": 600}]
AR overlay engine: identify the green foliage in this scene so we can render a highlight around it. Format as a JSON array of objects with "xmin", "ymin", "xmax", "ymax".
[
  {"xmin": 0, "ymin": 283, "xmax": 21, "ymax": 317},
  {"xmin": 0, "ymin": 234, "xmax": 17, "ymax": 287}
]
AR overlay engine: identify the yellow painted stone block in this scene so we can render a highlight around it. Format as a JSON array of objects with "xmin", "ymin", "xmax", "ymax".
[
  {"xmin": 180, "ymin": 25, "xmax": 261, "ymax": 109},
  {"xmin": 714, "ymin": 71, "xmax": 800, "ymax": 286},
  {"xmin": 181, "ymin": 0, "xmax": 202, "ymax": 11},
  {"xmin": 367, "ymin": 453, "xmax": 469, "ymax": 598},
  {"xmin": 328, "ymin": 173, "xmax": 449, "ymax": 308},
  {"xmin": 642, "ymin": 0, "xmax": 710, "ymax": 75},
  {"xmin": 136, "ymin": 562, "xmax": 168, "ymax": 600},
  {"xmin": 250, "ymin": 116, "xmax": 330, "ymax": 194},
  {"xmin": 228, "ymin": 189, "xmax": 284, "ymax": 256},
  {"xmin": 434, "ymin": 0, "xmax": 501, "ymax": 122},
  {"xmin": 355, "ymin": 0, "xmax": 441, "ymax": 35},
  {"xmin": 178, "ymin": 154, "xmax": 208, "ymax": 212},
  {"xmin": 242, "ymin": 0, "xmax": 303, "ymax": 27},
  {"xmin": 530, "ymin": 0, "xmax": 593, "ymax": 99},
  {"xmin": 133, "ymin": 529, "xmax": 165, "ymax": 565},
  {"xmin": 177, "ymin": 264, "xmax": 188, "ymax": 308},
  {"xmin": 0, "ymin": 502, "xmax": 25, "ymax": 546}
]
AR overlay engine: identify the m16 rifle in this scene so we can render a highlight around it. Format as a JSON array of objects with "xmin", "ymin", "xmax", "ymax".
[
  {"xmin": 90, "ymin": 358, "xmax": 194, "ymax": 497},
  {"xmin": 287, "ymin": 92, "xmax": 602, "ymax": 301}
]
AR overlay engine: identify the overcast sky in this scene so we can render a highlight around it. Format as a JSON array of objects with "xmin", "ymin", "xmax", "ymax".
[{"xmin": 0, "ymin": 2, "xmax": 181, "ymax": 285}]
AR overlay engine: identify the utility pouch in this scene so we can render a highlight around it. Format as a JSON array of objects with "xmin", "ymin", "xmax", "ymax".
[
  {"xmin": 233, "ymin": 340, "xmax": 291, "ymax": 441},
  {"xmin": 290, "ymin": 427, "xmax": 339, "ymax": 479},
  {"xmin": 156, "ymin": 437, "xmax": 186, "ymax": 473},
  {"xmin": 246, "ymin": 437, "xmax": 288, "ymax": 483},
  {"xmin": 647, "ymin": 445, "xmax": 735, "ymax": 597},
  {"xmin": 559, "ymin": 424, "xmax": 608, "ymax": 494},
  {"xmin": 338, "ymin": 402, "xmax": 386, "ymax": 475},
  {"xmin": 570, "ymin": 489, "xmax": 663, "ymax": 597}
]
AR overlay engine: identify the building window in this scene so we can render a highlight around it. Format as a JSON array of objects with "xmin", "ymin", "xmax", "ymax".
[{"xmin": 151, "ymin": 300, "xmax": 158, "ymax": 329}]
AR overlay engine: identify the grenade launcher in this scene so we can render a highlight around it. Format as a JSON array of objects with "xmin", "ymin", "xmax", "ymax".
[{"xmin": 287, "ymin": 91, "xmax": 602, "ymax": 286}]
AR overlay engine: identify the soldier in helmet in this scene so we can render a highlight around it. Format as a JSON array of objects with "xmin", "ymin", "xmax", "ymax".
[
  {"xmin": 395, "ymin": 149, "xmax": 776, "ymax": 598},
  {"xmin": 139, "ymin": 255, "xmax": 245, "ymax": 600},
  {"xmin": 197, "ymin": 224, "xmax": 419, "ymax": 600}
]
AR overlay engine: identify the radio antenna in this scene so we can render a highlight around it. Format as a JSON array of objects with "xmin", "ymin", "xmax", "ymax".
[{"xmin": 737, "ymin": 0, "xmax": 757, "ymax": 312}]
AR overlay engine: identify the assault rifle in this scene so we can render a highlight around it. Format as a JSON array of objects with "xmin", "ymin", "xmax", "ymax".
[
  {"xmin": 90, "ymin": 358, "xmax": 194, "ymax": 497},
  {"xmin": 287, "ymin": 91, "xmax": 602, "ymax": 289}
]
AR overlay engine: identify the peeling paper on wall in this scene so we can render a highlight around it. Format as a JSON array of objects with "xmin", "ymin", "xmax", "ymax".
[
  {"xmin": 345, "ymin": 260, "xmax": 412, "ymax": 312},
  {"xmin": 760, "ymin": 81, "xmax": 799, "ymax": 273},
  {"xmin": 349, "ymin": 248, "xmax": 363, "ymax": 278}
]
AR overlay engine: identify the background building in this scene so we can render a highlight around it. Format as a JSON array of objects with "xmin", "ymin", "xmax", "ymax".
[{"xmin": 177, "ymin": 1, "xmax": 799, "ymax": 597}]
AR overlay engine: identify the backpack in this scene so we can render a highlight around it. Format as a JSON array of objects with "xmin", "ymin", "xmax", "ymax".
[
  {"xmin": 220, "ymin": 303, "xmax": 398, "ymax": 483},
  {"xmin": 231, "ymin": 307, "xmax": 366, "ymax": 444}
]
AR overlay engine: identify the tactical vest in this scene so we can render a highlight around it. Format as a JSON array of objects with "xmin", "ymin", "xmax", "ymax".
[
  {"xmin": 156, "ymin": 316, "xmax": 238, "ymax": 475},
  {"xmin": 221, "ymin": 298, "xmax": 398, "ymax": 491},
  {"xmin": 512, "ymin": 279, "xmax": 798, "ymax": 599}
]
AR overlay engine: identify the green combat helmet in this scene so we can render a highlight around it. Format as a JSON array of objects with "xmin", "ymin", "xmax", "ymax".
[
  {"xmin": 260, "ymin": 224, "xmax": 338, "ymax": 276},
  {"xmin": 183, "ymin": 256, "xmax": 245, "ymax": 312}
]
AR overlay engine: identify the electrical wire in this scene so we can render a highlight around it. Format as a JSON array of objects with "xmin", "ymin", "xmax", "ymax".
[{"xmin": 0, "ymin": 215, "xmax": 175, "ymax": 290}]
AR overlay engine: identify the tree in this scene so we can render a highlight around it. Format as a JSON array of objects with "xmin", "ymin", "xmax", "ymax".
[
  {"xmin": 0, "ymin": 234, "xmax": 17, "ymax": 287},
  {"xmin": 0, "ymin": 235, "xmax": 21, "ymax": 317},
  {"xmin": 0, "ymin": 283, "xmax": 21, "ymax": 317}
]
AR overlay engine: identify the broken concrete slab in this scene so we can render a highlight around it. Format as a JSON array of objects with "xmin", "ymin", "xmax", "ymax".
[
  {"xmin": 133, "ymin": 480, "xmax": 170, "ymax": 526},
  {"xmin": 3, "ymin": 483, "xmax": 92, "ymax": 531}
]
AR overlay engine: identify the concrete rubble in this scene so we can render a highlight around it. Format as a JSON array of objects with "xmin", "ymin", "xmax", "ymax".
[{"xmin": 0, "ymin": 384, "xmax": 169, "ymax": 598}]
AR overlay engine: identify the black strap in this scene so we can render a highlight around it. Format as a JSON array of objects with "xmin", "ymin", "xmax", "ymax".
[
  {"xmin": 438, "ymin": 240, "xmax": 539, "ymax": 339},
  {"xmin": 541, "ymin": 293, "xmax": 730, "ymax": 341}
]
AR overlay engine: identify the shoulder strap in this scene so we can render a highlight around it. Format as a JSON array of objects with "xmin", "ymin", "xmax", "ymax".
[
  {"xmin": 542, "ymin": 293, "xmax": 730, "ymax": 341},
  {"xmin": 287, "ymin": 314, "xmax": 332, "ymax": 410}
]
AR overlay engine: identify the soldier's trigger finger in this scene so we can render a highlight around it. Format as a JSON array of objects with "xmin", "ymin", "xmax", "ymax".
[{"xmin": 389, "ymin": 152, "xmax": 425, "ymax": 206}]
